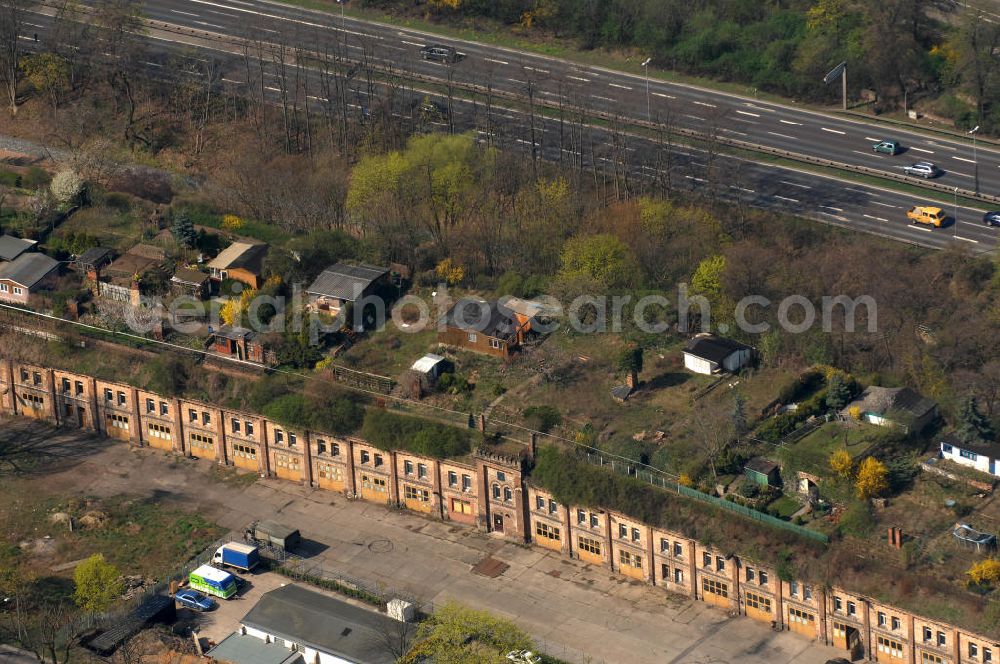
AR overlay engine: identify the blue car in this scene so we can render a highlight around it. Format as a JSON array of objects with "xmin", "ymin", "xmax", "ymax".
[{"xmin": 175, "ymin": 589, "xmax": 216, "ymax": 612}]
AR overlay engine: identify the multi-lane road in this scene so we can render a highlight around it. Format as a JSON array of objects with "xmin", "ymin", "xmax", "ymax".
[
  {"xmin": 137, "ymin": 0, "xmax": 1000, "ymax": 195},
  {"xmin": 21, "ymin": 0, "xmax": 1000, "ymax": 250}
]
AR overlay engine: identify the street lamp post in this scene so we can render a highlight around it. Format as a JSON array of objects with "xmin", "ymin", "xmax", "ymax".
[
  {"xmin": 641, "ymin": 57, "xmax": 652, "ymax": 123},
  {"xmin": 954, "ymin": 187, "xmax": 959, "ymax": 239},
  {"xmin": 969, "ymin": 125, "xmax": 980, "ymax": 194}
]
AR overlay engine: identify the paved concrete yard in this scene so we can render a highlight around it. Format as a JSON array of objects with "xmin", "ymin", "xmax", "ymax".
[{"xmin": 38, "ymin": 436, "xmax": 845, "ymax": 664}]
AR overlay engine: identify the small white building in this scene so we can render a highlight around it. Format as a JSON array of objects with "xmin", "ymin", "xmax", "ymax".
[
  {"xmin": 682, "ymin": 334, "xmax": 753, "ymax": 375},
  {"xmin": 410, "ymin": 353, "xmax": 449, "ymax": 381},
  {"xmin": 940, "ymin": 434, "xmax": 1000, "ymax": 477},
  {"xmin": 207, "ymin": 583, "xmax": 410, "ymax": 664}
]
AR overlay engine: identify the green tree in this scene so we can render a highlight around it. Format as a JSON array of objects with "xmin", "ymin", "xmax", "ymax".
[
  {"xmin": 557, "ymin": 233, "xmax": 639, "ymax": 290},
  {"xmin": 171, "ymin": 210, "xmax": 196, "ymax": 248},
  {"xmin": 956, "ymin": 396, "xmax": 994, "ymax": 446},
  {"xmin": 73, "ymin": 554, "xmax": 123, "ymax": 613},
  {"xmin": 691, "ymin": 255, "xmax": 726, "ymax": 299},
  {"xmin": 731, "ymin": 392, "xmax": 748, "ymax": 437},
  {"xmin": 20, "ymin": 52, "xmax": 69, "ymax": 111},
  {"xmin": 404, "ymin": 601, "xmax": 535, "ymax": 664},
  {"xmin": 825, "ymin": 373, "xmax": 850, "ymax": 410}
]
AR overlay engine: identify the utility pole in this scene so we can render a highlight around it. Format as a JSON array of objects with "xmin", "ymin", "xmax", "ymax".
[
  {"xmin": 842, "ymin": 65, "xmax": 847, "ymax": 111},
  {"xmin": 641, "ymin": 57, "xmax": 651, "ymax": 123}
]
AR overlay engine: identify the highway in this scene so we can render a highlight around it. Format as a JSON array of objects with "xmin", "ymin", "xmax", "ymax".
[
  {"xmin": 129, "ymin": 0, "xmax": 1000, "ymax": 201},
  {"xmin": 19, "ymin": 0, "xmax": 1000, "ymax": 251}
]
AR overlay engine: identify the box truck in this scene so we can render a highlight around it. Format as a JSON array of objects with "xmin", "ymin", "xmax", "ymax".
[
  {"xmin": 212, "ymin": 542, "xmax": 260, "ymax": 572},
  {"xmin": 188, "ymin": 564, "xmax": 237, "ymax": 599}
]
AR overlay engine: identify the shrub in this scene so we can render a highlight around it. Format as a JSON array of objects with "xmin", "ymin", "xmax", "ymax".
[
  {"xmin": 22, "ymin": 166, "xmax": 50, "ymax": 189},
  {"xmin": 522, "ymin": 405, "xmax": 562, "ymax": 433},
  {"xmin": 360, "ymin": 409, "xmax": 471, "ymax": 458},
  {"xmin": 968, "ymin": 559, "xmax": 1000, "ymax": 587},
  {"xmin": 839, "ymin": 500, "xmax": 875, "ymax": 538},
  {"xmin": 738, "ymin": 482, "xmax": 760, "ymax": 498},
  {"xmin": 437, "ymin": 372, "xmax": 471, "ymax": 395},
  {"xmin": 855, "ymin": 457, "xmax": 889, "ymax": 499},
  {"xmin": 829, "ymin": 449, "xmax": 853, "ymax": 480},
  {"xmin": 0, "ymin": 170, "xmax": 21, "ymax": 187}
]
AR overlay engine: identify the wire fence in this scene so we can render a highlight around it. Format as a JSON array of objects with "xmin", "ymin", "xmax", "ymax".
[{"xmin": 581, "ymin": 451, "xmax": 829, "ymax": 544}]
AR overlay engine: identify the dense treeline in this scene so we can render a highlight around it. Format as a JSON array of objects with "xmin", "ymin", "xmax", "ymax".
[{"xmin": 362, "ymin": 0, "xmax": 1000, "ymax": 132}]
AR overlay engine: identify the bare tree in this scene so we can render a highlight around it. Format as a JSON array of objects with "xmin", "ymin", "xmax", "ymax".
[
  {"xmin": 689, "ymin": 405, "xmax": 735, "ymax": 480},
  {"xmin": 0, "ymin": 0, "xmax": 33, "ymax": 114}
]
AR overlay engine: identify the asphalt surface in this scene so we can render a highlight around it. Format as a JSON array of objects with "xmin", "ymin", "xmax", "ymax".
[
  {"xmin": 19, "ymin": 0, "xmax": 1000, "ymax": 251},
  {"xmin": 132, "ymin": 0, "xmax": 1000, "ymax": 196}
]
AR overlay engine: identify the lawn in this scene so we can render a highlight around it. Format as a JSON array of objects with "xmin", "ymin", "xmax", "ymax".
[
  {"xmin": 779, "ymin": 421, "xmax": 879, "ymax": 478},
  {"xmin": 767, "ymin": 494, "xmax": 802, "ymax": 520}
]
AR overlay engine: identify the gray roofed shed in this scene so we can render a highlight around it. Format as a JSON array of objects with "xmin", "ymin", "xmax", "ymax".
[
  {"xmin": 305, "ymin": 262, "xmax": 389, "ymax": 302},
  {"xmin": 0, "ymin": 252, "xmax": 59, "ymax": 288}
]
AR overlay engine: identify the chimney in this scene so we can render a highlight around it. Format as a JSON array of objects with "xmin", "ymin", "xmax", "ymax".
[
  {"xmin": 477, "ymin": 413, "xmax": 486, "ymax": 433},
  {"xmin": 626, "ymin": 369, "xmax": 638, "ymax": 390},
  {"xmin": 529, "ymin": 432, "xmax": 537, "ymax": 459}
]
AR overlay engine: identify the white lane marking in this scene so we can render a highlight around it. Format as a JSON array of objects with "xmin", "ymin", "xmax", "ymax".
[
  {"xmin": 171, "ymin": 9, "xmax": 200, "ymax": 16},
  {"xmin": 567, "ymin": 75, "xmax": 590, "ymax": 82},
  {"xmin": 767, "ymin": 131, "xmax": 797, "ymax": 140},
  {"xmin": 852, "ymin": 150, "xmax": 875, "ymax": 157},
  {"xmin": 608, "ymin": 83, "xmax": 632, "ymax": 90},
  {"xmin": 780, "ymin": 180, "xmax": 811, "ymax": 189},
  {"xmin": 910, "ymin": 147, "xmax": 934, "ymax": 154},
  {"xmin": 144, "ymin": 61, "xmax": 163, "ymax": 68},
  {"xmin": 863, "ymin": 214, "xmax": 888, "ymax": 222},
  {"xmin": 401, "ymin": 40, "xmax": 424, "ymax": 47},
  {"xmin": 821, "ymin": 127, "xmax": 846, "ymax": 135},
  {"xmin": 736, "ymin": 110, "xmax": 760, "ymax": 118},
  {"xmin": 819, "ymin": 211, "xmax": 850, "ymax": 222},
  {"xmin": 686, "ymin": 114, "xmax": 705, "ymax": 121},
  {"xmin": 864, "ymin": 136, "xmax": 882, "ymax": 142},
  {"xmin": 730, "ymin": 186, "xmax": 755, "ymax": 193},
  {"xmin": 953, "ymin": 156, "xmax": 976, "ymax": 163},
  {"xmin": 195, "ymin": 20, "xmax": 224, "ymax": 28},
  {"xmin": 745, "ymin": 104, "xmax": 776, "ymax": 113},
  {"xmin": 820, "ymin": 205, "xmax": 844, "ymax": 212},
  {"xmin": 591, "ymin": 95, "xmax": 615, "ymax": 103},
  {"xmin": 685, "ymin": 175, "xmax": 706, "ymax": 182},
  {"xmin": 485, "ymin": 58, "xmax": 508, "ymax": 65},
  {"xmin": 844, "ymin": 188, "xmax": 870, "ymax": 194},
  {"xmin": 733, "ymin": 117, "xmax": 758, "ymax": 124},
  {"xmin": 651, "ymin": 92, "xmax": 674, "ymax": 99},
  {"xmin": 307, "ymin": 94, "xmax": 328, "ymax": 102},
  {"xmin": 956, "ymin": 236, "xmax": 980, "ymax": 243},
  {"xmin": 779, "ymin": 119, "xmax": 801, "ymax": 125},
  {"xmin": 950, "ymin": 172, "xmax": 972, "ymax": 178},
  {"xmin": 222, "ymin": 77, "xmax": 243, "ymax": 84},
  {"xmin": 721, "ymin": 128, "xmax": 748, "ymax": 136},
  {"xmin": 910, "ymin": 225, "xmax": 933, "ymax": 233},
  {"xmin": 524, "ymin": 66, "xmax": 549, "ymax": 73},
  {"xmin": 774, "ymin": 195, "xmax": 799, "ymax": 203},
  {"xmin": 506, "ymin": 78, "xmax": 522, "ymax": 83},
  {"xmin": 692, "ymin": 101, "xmax": 717, "ymax": 108},
  {"xmin": 872, "ymin": 201, "xmax": 897, "ymax": 208},
  {"xmin": 539, "ymin": 90, "xmax": 566, "ymax": 99}
]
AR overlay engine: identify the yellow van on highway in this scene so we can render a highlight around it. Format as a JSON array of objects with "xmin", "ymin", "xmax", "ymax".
[{"xmin": 906, "ymin": 206, "xmax": 945, "ymax": 227}]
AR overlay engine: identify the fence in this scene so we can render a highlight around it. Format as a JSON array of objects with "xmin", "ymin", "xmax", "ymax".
[{"xmin": 582, "ymin": 451, "xmax": 829, "ymax": 544}]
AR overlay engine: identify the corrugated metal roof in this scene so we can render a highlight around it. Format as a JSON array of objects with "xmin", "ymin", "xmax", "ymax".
[
  {"xmin": 411, "ymin": 353, "xmax": 445, "ymax": 373},
  {"xmin": 0, "ymin": 252, "xmax": 58, "ymax": 288},
  {"xmin": 171, "ymin": 267, "xmax": 209, "ymax": 285},
  {"xmin": 0, "ymin": 234, "xmax": 36, "ymax": 261},
  {"xmin": 305, "ymin": 262, "xmax": 388, "ymax": 301}
]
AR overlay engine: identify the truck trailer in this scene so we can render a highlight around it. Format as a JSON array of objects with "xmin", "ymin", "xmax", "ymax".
[
  {"xmin": 188, "ymin": 564, "xmax": 237, "ymax": 599},
  {"xmin": 212, "ymin": 542, "xmax": 260, "ymax": 572},
  {"xmin": 245, "ymin": 520, "xmax": 301, "ymax": 551}
]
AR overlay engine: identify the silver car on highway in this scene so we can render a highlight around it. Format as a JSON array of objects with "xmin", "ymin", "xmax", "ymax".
[{"xmin": 903, "ymin": 161, "xmax": 941, "ymax": 179}]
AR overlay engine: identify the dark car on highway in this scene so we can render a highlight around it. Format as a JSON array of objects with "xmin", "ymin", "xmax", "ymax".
[
  {"xmin": 174, "ymin": 589, "xmax": 216, "ymax": 612},
  {"xmin": 420, "ymin": 44, "xmax": 461, "ymax": 63},
  {"xmin": 984, "ymin": 211, "xmax": 1000, "ymax": 226}
]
